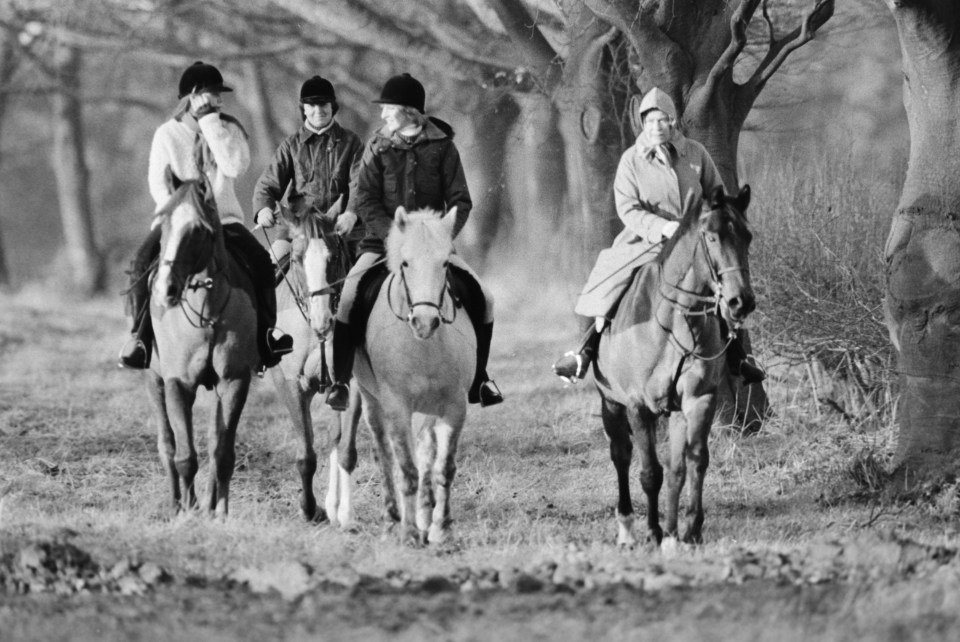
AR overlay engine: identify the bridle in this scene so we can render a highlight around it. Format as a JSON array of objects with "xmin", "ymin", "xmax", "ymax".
[
  {"xmin": 657, "ymin": 203, "xmax": 750, "ymax": 361},
  {"xmin": 388, "ymin": 262, "xmax": 457, "ymax": 325}
]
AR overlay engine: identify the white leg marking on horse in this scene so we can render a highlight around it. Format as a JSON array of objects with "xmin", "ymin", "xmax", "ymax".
[
  {"xmin": 325, "ymin": 448, "xmax": 339, "ymax": 526},
  {"xmin": 337, "ymin": 466, "xmax": 355, "ymax": 529},
  {"xmin": 661, "ymin": 536, "xmax": 680, "ymax": 558},
  {"xmin": 617, "ymin": 514, "xmax": 637, "ymax": 548}
]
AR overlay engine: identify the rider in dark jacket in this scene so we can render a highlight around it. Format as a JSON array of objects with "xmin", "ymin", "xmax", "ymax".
[{"xmin": 323, "ymin": 73, "xmax": 503, "ymax": 411}]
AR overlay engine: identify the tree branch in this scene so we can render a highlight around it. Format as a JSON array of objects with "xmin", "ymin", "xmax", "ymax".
[
  {"xmin": 702, "ymin": 0, "xmax": 763, "ymax": 99},
  {"xmin": 583, "ymin": 0, "xmax": 690, "ymax": 92},
  {"xmin": 483, "ymin": 0, "xmax": 562, "ymax": 91},
  {"xmin": 750, "ymin": 0, "xmax": 835, "ymax": 91}
]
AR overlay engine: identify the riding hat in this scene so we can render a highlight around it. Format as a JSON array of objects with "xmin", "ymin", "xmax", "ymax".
[
  {"xmin": 373, "ymin": 73, "xmax": 425, "ymax": 113},
  {"xmin": 178, "ymin": 61, "xmax": 233, "ymax": 98},
  {"xmin": 637, "ymin": 87, "xmax": 677, "ymax": 122},
  {"xmin": 300, "ymin": 76, "xmax": 336, "ymax": 104}
]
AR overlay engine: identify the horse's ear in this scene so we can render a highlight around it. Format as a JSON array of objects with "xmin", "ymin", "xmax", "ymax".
[
  {"xmin": 707, "ymin": 185, "xmax": 725, "ymax": 208},
  {"xmin": 735, "ymin": 184, "xmax": 751, "ymax": 213},
  {"xmin": 326, "ymin": 195, "xmax": 345, "ymax": 219},
  {"xmin": 395, "ymin": 206, "xmax": 408, "ymax": 231},
  {"xmin": 442, "ymin": 206, "xmax": 458, "ymax": 237},
  {"xmin": 164, "ymin": 165, "xmax": 183, "ymax": 193}
]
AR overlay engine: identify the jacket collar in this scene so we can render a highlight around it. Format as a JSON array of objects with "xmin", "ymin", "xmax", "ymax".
[
  {"xmin": 298, "ymin": 120, "xmax": 341, "ymax": 144},
  {"xmin": 375, "ymin": 119, "xmax": 447, "ymax": 148},
  {"xmin": 636, "ymin": 130, "xmax": 689, "ymax": 161}
]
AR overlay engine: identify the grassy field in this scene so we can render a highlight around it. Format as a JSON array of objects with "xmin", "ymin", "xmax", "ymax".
[{"xmin": 3, "ymin": 151, "xmax": 960, "ymax": 639}]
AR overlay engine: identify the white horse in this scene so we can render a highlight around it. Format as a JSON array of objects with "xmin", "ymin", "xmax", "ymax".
[{"xmin": 352, "ymin": 207, "xmax": 476, "ymax": 545}]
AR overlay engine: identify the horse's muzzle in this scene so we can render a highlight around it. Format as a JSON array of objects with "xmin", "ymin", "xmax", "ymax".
[
  {"xmin": 724, "ymin": 291, "xmax": 756, "ymax": 322},
  {"xmin": 409, "ymin": 311, "xmax": 440, "ymax": 340}
]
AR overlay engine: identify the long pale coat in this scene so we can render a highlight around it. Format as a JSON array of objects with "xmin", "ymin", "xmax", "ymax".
[{"xmin": 574, "ymin": 130, "xmax": 725, "ymax": 318}]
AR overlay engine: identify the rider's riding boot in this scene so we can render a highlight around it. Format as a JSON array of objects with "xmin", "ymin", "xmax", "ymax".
[
  {"xmin": 553, "ymin": 324, "xmax": 602, "ymax": 383},
  {"xmin": 725, "ymin": 331, "xmax": 766, "ymax": 385},
  {"xmin": 325, "ymin": 321, "xmax": 355, "ymax": 412},
  {"xmin": 468, "ymin": 322, "xmax": 504, "ymax": 407},
  {"xmin": 257, "ymin": 285, "xmax": 293, "ymax": 371},
  {"xmin": 118, "ymin": 273, "xmax": 154, "ymax": 370}
]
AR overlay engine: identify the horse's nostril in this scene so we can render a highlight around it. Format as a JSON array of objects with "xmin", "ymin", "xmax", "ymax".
[{"xmin": 430, "ymin": 317, "xmax": 440, "ymax": 332}]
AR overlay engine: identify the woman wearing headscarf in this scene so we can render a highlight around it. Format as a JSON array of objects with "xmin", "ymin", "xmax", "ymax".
[{"xmin": 552, "ymin": 87, "xmax": 764, "ymax": 385}]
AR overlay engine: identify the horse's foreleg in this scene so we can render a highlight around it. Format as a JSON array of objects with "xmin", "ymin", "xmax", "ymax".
[
  {"xmin": 207, "ymin": 376, "xmax": 250, "ymax": 518},
  {"xmin": 363, "ymin": 397, "xmax": 400, "ymax": 524},
  {"xmin": 602, "ymin": 397, "xmax": 636, "ymax": 547},
  {"xmin": 664, "ymin": 413, "xmax": 688, "ymax": 540},
  {"xmin": 415, "ymin": 416, "xmax": 438, "ymax": 541},
  {"xmin": 327, "ymin": 382, "xmax": 362, "ymax": 529},
  {"xmin": 146, "ymin": 374, "xmax": 180, "ymax": 515},
  {"xmin": 428, "ymin": 407, "xmax": 464, "ymax": 545},
  {"xmin": 384, "ymin": 406, "xmax": 419, "ymax": 546},
  {"xmin": 680, "ymin": 395, "xmax": 716, "ymax": 544},
  {"xmin": 164, "ymin": 379, "xmax": 198, "ymax": 511},
  {"xmin": 630, "ymin": 406, "xmax": 663, "ymax": 545},
  {"xmin": 279, "ymin": 372, "xmax": 325, "ymax": 523}
]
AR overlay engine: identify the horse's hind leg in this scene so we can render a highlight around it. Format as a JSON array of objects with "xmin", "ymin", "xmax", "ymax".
[
  {"xmin": 272, "ymin": 370, "xmax": 324, "ymax": 522},
  {"xmin": 164, "ymin": 379, "xmax": 199, "ymax": 511},
  {"xmin": 628, "ymin": 405, "xmax": 663, "ymax": 545},
  {"xmin": 427, "ymin": 405, "xmax": 464, "ymax": 545},
  {"xmin": 146, "ymin": 374, "xmax": 181, "ymax": 515},
  {"xmin": 601, "ymin": 396, "xmax": 637, "ymax": 547},
  {"xmin": 679, "ymin": 395, "xmax": 716, "ymax": 544},
  {"xmin": 327, "ymin": 383, "xmax": 361, "ymax": 529},
  {"xmin": 207, "ymin": 376, "xmax": 251, "ymax": 518}
]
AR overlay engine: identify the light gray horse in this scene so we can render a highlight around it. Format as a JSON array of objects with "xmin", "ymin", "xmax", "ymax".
[{"xmin": 352, "ymin": 207, "xmax": 475, "ymax": 545}]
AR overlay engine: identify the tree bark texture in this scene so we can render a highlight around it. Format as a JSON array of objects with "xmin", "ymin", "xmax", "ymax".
[
  {"xmin": 51, "ymin": 45, "xmax": 105, "ymax": 296},
  {"xmin": 0, "ymin": 20, "xmax": 14, "ymax": 287},
  {"xmin": 883, "ymin": 0, "xmax": 960, "ymax": 487}
]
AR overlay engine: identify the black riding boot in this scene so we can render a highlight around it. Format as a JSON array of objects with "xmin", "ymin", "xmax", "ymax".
[
  {"xmin": 723, "ymin": 324, "xmax": 765, "ymax": 384},
  {"xmin": 256, "ymin": 284, "xmax": 293, "ymax": 371},
  {"xmin": 468, "ymin": 322, "xmax": 503, "ymax": 407},
  {"xmin": 325, "ymin": 321, "xmax": 355, "ymax": 411},
  {"xmin": 552, "ymin": 325, "xmax": 601, "ymax": 383},
  {"xmin": 119, "ymin": 238, "xmax": 159, "ymax": 369}
]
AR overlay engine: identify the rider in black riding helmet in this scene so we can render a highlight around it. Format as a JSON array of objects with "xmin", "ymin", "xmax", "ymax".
[
  {"xmin": 324, "ymin": 72, "xmax": 504, "ymax": 411},
  {"xmin": 252, "ymin": 75, "xmax": 364, "ymax": 272},
  {"xmin": 118, "ymin": 61, "xmax": 292, "ymax": 372}
]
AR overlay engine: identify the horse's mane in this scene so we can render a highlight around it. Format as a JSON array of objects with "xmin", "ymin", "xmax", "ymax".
[
  {"xmin": 657, "ymin": 200, "xmax": 702, "ymax": 264},
  {"xmin": 156, "ymin": 178, "xmax": 219, "ymax": 233},
  {"xmin": 656, "ymin": 187, "xmax": 751, "ymax": 265},
  {"xmin": 386, "ymin": 209, "xmax": 452, "ymax": 273}
]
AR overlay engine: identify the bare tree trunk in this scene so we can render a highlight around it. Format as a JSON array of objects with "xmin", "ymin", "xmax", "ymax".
[
  {"xmin": 242, "ymin": 59, "xmax": 282, "ymax": 169},
  {"xmin": 51, "ymin": 44, "xmax": 104, "ymax": 296},
  {"xmin": 0, "ymin": 16, "xmax": 15, "ymax": 287},
  {"xmin": 882, "ymin": 0, "xmax": 960, "ymax": 489},
  {"xmin": 555, "ymin": 15, "xmax": 624, "ymax": 279},
  {"xmin": 507, "ymin": 92, "xmax": 566, "ymax": 260}
]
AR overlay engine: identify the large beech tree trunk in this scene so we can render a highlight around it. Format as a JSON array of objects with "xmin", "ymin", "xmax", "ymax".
[
  {"xmin": 882, "ymin": 0, "xmax": 960, "ymax": 488},
  {"xmin": 51, "ymin": 45, "xmax": 104, "ymax": 296}
]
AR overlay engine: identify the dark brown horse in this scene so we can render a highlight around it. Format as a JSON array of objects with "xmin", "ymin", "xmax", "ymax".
[
  {"xmin": 595, "ymin": 185, "xmax": 755, "ymax": 547},
  {"xmin": 270, "ymin": 199, "xmax": 362, "ymax": 526},
  {"xmin": 146, "ymin": 169, "xmax": 260, "ymax": 517}
]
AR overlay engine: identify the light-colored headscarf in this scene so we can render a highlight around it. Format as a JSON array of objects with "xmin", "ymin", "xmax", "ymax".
[{"xmin": 635, "ymin": 88, "xmax": 680, "ymax": 166}]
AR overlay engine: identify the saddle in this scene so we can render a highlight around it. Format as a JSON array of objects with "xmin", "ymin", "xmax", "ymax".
[{"xmin": 348, "ymin": 262, "xmax": 484, "ymax": 347}]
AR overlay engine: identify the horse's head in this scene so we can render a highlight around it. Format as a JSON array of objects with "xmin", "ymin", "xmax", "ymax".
[
  {"xmin": 387, "ymin": 206, "xmax": 456, "ymax": 340},
  {"xmin": 697, "ymin": 185, "xmax": 755, "ymax": 326},
  {"xmin": 287, "ymin": 199, "xmax": 343, "ymax": 339},
  {"xmin": 151, "ymin": 167, "xmax": 220, "ymax": 309}
]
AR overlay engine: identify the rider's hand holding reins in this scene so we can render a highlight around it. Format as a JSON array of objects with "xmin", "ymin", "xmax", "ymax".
[
  {"xmin": 335, "ymin": 211, "xmax": 358, "ymax": 236},
  {"xmin": 661, "ymin": 220, "xmax": 680, "ymax": 239},
  {"xmin": 255, "ymin": 207, "xmax": 277, "ymax": 228}
]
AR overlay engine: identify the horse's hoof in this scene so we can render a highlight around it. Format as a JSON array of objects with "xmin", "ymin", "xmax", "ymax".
[
  {"xmin": 306, "ymin": 506, "xmax": 329, "ymax": 524},
  {"xmin": 427, "ymin": 524, "xmax": 449, "ymax": 545},
  {"xmin": 660, "ymin": 536, "xmax": 680, "ymax": 558}
]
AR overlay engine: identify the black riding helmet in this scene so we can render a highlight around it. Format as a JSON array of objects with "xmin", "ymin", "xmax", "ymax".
[
  {"xmin": 373, "ymin": 73, "xmax": 425, "ymax": 113},
  {"xmin": 300, "ymin": 75, "xmax": 339, "ymax": 115},
  {"xmin": 178, "ymin": 61, "xmax": 233, "ymax": 98}
]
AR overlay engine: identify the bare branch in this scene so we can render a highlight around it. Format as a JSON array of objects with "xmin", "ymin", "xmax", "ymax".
[
  {"xmin": 702, "ymin": 0, "xmax": 763, "ymax": 99},
  {"xmin": 483, "ymin": 0, "xmax": 562, "ymax": 91},
  {"xmin": 583, "ymin": 0, "xmax": 689, "ymax": 92},
  {"xmin": 750, "ymin": 0, "xmax": 835, "ymax": 90}
]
